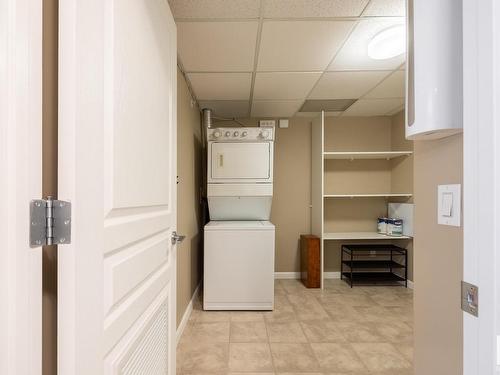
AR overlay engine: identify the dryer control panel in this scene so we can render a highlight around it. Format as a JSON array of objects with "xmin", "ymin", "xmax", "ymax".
[{"xmin": 208, "ymin": 127, "xmax": 274, "ymax": 142}]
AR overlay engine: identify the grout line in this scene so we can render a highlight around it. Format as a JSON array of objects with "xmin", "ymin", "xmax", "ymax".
[
  {"xmin": 247, "ymin": 0, "xmax": 265, "ymax": 117},
  {"xmin": 359, "ymin": 0, "xmax": 374, "ymax": 17}
]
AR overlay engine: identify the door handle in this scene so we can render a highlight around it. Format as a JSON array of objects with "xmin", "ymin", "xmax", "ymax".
[{"xmin": 171, "ymin": 231, "xmax": 186, "ymax": 245}]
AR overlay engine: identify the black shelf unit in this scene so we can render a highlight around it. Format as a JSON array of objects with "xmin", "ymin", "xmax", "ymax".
[{"xmin": 341, "ymin": 244, "xmax": 408, "ymax": 287}]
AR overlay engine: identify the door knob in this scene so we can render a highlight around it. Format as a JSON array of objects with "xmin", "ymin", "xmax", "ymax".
[{"xmin": 171, "ymin": 231, "xmax": 186, "ymax": 245}]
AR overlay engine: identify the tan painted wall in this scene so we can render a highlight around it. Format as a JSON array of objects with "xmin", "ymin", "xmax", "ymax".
[
  {"xmin": 42, "ymin": 1, "xmax": 58, "ymax": 374},
  {"xmin": 176, "ymin": 69, "xmax": 203, "ymax": 327},
  {"xmin": 211, "ymin": 117, "xmax": 312, "ymax": 273},
  {"xmin": 413, "ymin": 133, "xmax": 463, "ymax": 375}
]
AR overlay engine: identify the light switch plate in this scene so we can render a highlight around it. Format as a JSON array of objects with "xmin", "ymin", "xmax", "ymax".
[{"xmin": 438, "ymin": 184, "xmax": 461, "ymax": 226}]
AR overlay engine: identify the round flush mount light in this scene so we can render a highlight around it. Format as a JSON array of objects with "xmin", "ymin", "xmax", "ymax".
[{"xmin": 367, "ymin": 25, "xmax": 406, "ymax": 60}]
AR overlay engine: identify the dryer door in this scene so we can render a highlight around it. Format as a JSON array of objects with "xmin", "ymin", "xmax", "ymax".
[{"xmin": 209, "ymin": 142, "xmax": 272, "ymax": 182}]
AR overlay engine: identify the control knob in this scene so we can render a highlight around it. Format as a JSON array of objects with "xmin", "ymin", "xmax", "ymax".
[
  {"xmin": 242, "ymin": 131, "xmax": 248, "ymax": 137},
  {"xmin": 261, "ymin": 130, "xmax": 270, "ymax": 139},
  {"xmin": 233, "ymin": 131, "xmax": 239, "ymax": 137},
  {"xmin": 225, "ymin": 131, "xmax": 231, "ymax": 137},
  {"xmin": 213, "ymin": 130, "xmax": 221, "ymax": 138}
]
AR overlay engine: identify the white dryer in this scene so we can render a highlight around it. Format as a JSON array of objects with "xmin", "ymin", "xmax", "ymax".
[{"xmin": 207, "ymin": 127, "xmax": 274, "ymax": 220}]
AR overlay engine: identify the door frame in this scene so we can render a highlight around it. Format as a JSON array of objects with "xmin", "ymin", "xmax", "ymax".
[
  {"xmin": 0, "ymin": 0, "xmax": 43, "ymax": 374},
  {"xmin": 462, "ymin": 0, "xmax": 500, "ymax": 373}
]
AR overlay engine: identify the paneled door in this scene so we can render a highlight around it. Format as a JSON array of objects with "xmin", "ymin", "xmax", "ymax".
[{"xmin": 58, "ymin": 1, "xmax": 177, "ymax": 374}]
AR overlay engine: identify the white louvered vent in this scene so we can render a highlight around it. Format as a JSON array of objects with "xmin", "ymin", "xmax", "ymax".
[{"xmin": 121, "ymin": 301, "xmax": 168, "ymax": 375}]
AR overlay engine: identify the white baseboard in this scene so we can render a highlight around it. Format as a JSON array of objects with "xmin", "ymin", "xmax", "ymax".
[
  {"xmin": 323, "ymin": 272, "xmax": 341, "ymax": 279},
  {"xmin": 176, "ymin": 283, "xmax": 200, "ymax": 346},
  {"xmin": 274, "ymin": 272, "xmax": 300, "ymax": 279},
  {"xmin": 274, "ymin": 272, "xmax": 341, "ymax": 279},
  {"xmin": 407, "ymin": 280, "xmax": 414, "ymax": 289}
]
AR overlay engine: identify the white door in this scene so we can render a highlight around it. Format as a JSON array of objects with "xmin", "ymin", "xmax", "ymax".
[
  {"xmin": 58, "ymin": 1, "xmax": 177, "ymax": 374},
  {"xmin": 0, "ymin": 0, "xmax": 43, "ymax": 374},
  {"xmin": 463, "ymin": 0, "xmax": 500, "ymax": 374}
]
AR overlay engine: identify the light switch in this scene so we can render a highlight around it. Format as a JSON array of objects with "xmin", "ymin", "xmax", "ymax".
[
  {"xmin": 438, "ymin": 184, "xmax": 461, "ymax": 226},
  {"xmin": 441, "ymin": 192, "xmax": 453, "ymax": 217}
]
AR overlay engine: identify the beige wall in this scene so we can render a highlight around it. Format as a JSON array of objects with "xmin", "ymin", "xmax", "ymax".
[
  {"xmin": 176, "ymin": 69, "xmax": 203, "ymax": 326},
  {"xmin": 413, "ymin": 133, "xmax": 463, "ymax": 375},
  {"xmin": 42, "ymin": 0, "xmax": 58, "ymax": 374},
  {"xmin": 211, "ymin": 117, "xmax": 312, "ymax": 273},
  {"xmin": 271, "ymin": 118, "xmax": 312, "ymax": 272}
]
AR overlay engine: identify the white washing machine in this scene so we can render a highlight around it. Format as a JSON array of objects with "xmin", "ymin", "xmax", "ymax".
[
  {"xmin": 203, "ymin": 221, "xmax": 275, "ymax": 310},
  {"xmin": 204, "ymin": 126, "xmax": 275, "ymax": 310}
]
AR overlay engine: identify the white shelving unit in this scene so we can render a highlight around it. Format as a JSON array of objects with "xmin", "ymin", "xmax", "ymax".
[
  {"xmin": 323, "ymin": 232, "xmax": 412, "ymax": 240},
  {"xmin": 323, "ymin": 151, "xmax": 413, "ymax": 160},
  {"xmin": 311, "ymin": 111, "xmax": 414, "ymax": 288},
  {"xmin": 324, "ymin": 194, "xmax": 413, "ymax": 198}
]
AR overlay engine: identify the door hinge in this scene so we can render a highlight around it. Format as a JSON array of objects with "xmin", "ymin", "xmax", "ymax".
[
  {"xmin": 30, "ymin": 196, "xmax": 71, "ymax": 248},
  {"xmin": 461, "ymin": 281, "xmax": 479, "ymax": 317}
]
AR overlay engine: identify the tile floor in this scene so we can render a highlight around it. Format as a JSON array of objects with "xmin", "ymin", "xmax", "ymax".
[{"xmin": 177, "ymin": 279, "xmax": 414, "ymax": 375}]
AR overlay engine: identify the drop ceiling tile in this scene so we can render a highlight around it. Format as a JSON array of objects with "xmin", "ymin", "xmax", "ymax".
[
  {"xmin": 365, "ymin": 70, "xmax": 405, "ymax": 98},
  {"xmin": 168, "ymin": 0, "xmax": 260, "ymax": 19},
  {"xmin": 328, "ymin": 18, "xmax": 406, "ymax": 71},
  {"xmin": 253, "ymin": 72, "xmax": 321, "ymax": 100},
  {"xmin": 187, "ymin": 73, "xmax": 252, "ymax": 100},
  {"xmin": 199, "ymin": 100, "xmax": 249, "ymax": 118},
  {"xmin": 178, "ymin": 22, "xmax": 258, "ymax": 72},
  {"xmin": 295, "ymin": 111, "xmax": 342, "ymax": 118},
  {"xmin": 342, "ymin": 98, "xmax": 404, "ymax": 116},
  {"xmin": 263, "ymin": 0, "xmax": 369, "ymax": 18},
  {"xmin": 251, "ymin": 100, "xmax": 303, "ymax": 117},
  {"xmin": 308, "ymin": 71, "xmax": 390, "ymax": 99},
  {"xmin": 257, "ymin": 20, "xmax": 356, "ymax": 71},
  {"xmin": 362, "ymin": 0, "xmax": 406, "ymax": 17}
]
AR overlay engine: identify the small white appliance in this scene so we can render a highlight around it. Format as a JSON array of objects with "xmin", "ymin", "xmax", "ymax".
[
  {"xmin": 203, "ymin": 221, "xmax": 275, "ymax": 310},
  {"xmin": 207, "ymin": 127, "xmax": 274, "ymax": 221},
  {"xmin": 405, "ymin": 0, "xmax": 462, "ymax": 140}
]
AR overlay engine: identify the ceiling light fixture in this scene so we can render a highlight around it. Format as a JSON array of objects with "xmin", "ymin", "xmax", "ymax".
[{"xmin": 367, "ymin": 25, "xmax": 406, "ymax": 60}]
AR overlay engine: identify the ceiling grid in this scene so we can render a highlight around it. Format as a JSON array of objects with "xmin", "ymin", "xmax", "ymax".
[{"xmin": 170, "ymin": 0, "xmax": 406, "ymax": 118}]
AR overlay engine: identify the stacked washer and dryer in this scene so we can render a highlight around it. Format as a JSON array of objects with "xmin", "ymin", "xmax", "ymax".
[{"xmin": 204, "ymin": 120, "xmax": 275, "ymax": 311}]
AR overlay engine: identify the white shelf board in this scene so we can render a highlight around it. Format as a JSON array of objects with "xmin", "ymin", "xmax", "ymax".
[
  {"xmin": 324, "ymin": 193, "xmax": 413, "ymax": 198},
  {"xmin": 323, "ymin": 232, "xmax": 412, "ymax": 240},
  {"xmin": 323, "ymin": 151, "xmax": 413, "ymax": 160}
]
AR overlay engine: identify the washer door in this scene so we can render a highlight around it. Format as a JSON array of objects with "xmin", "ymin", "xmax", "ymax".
[{"xmin": 209, "ymin": 142, "xmax": 272, "ymax": 182}]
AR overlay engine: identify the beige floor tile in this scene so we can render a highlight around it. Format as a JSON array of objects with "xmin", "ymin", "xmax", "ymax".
[
  {"xmin": 335, "ymin": 322, "xmax": 386, "ymax": 343},
  {"xmin": 287, "ymin": 294, "xmax": 330, "ymax": 321},
  {"xmin": 230, "ymin": 321, "xmax": 268, "ymax": 343},
  {"xmin": 228, "ymin": 343, "xmax": 274, "ymax": 372},
  {"xmin": 322, "ymin": 304, "xmax": 364, "ymax": 323},
  {"xmin": 370, "ymin": 292, "xmax": 411, "ymax": 307},
  {"xmin": 395, "ymin": 342, "xmax": 414, "ymax": 363},
  {"xmin": 270, "ymin": 343, "xmax": 320, "ymax": 372},
  {"xmin": 229, "ymin": 373, "xmax": 274, "ymax": 375},
  {"xmin": 264, "ymin": 303, "xmax": 298, "ymax": 323},
  {"xmin": 300, "ymin": 320, "xmax": 346, "ymax": 343},
  {"xmin": 267, "ymin": 321, "xmax": 308, "ymax": 343},
  {"xmin": 230, "ymin": 311, "xmax": 265, "ymax": 322},
  {"xmin": 196, "ymin": 310, "xmax": 232, "ymax": 323},
  {"xmin": 177, "ymin": 341, "xmax": 229, "ymax": 373},
  {"xmin": 374, "ymin": 321, "xmax": 413, "ymax": 343},
  {"xmin": 351, "ymin": 342, "xmax": 412, "ymax": 372},
  {"xmin": 310, "ymin": 343, "xmax": 366, "ymax": 372},
  {"xmin": 182, "ymin": 322, "xmax": 230, "ymax": 343},
  {"xmin": 329, "ymin": 294, "xmax": 375, "ymax": 307}
]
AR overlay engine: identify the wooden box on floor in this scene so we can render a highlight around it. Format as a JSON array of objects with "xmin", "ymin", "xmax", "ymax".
[{"xmin": 300, "ymin": 235, "xmax": 321, "ymax": 288}]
